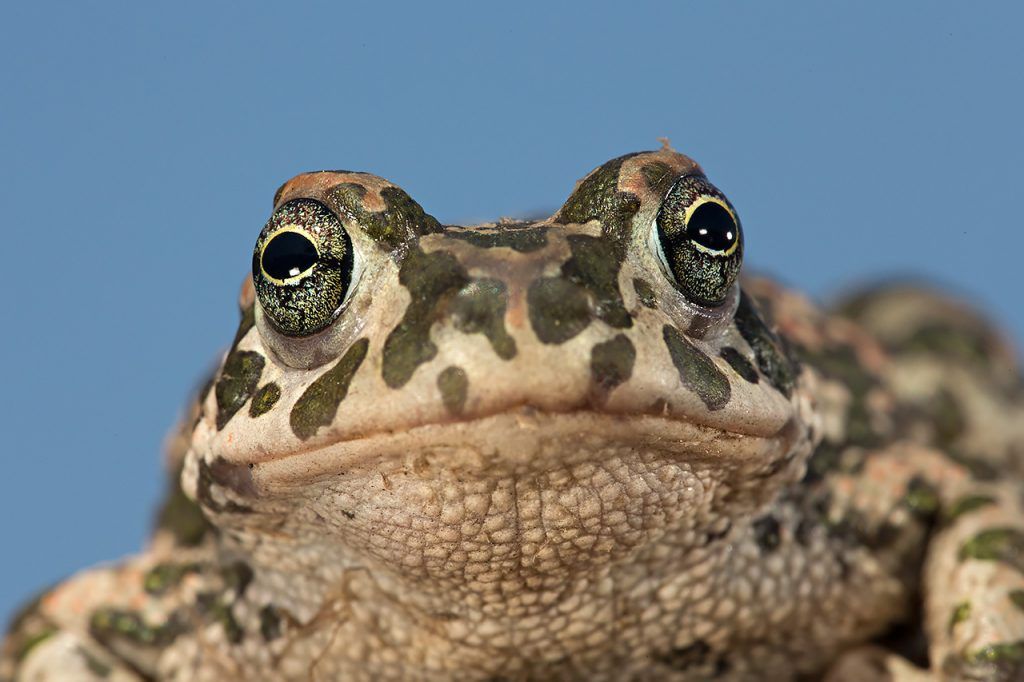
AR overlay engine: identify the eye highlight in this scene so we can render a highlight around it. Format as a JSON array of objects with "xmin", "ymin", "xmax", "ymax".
[
  {"xmin": 655, "ymin": 175, "xmax": 743, "ymax": 307},
  {"xmin": 252, "ymin": 199, "xmax": 354, "ymax": 337}
]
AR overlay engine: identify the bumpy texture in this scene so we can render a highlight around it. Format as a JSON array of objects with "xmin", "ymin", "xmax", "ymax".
[{"xmin": 4, "ymin": 149, "xmax": 1023, "ymax": 681}]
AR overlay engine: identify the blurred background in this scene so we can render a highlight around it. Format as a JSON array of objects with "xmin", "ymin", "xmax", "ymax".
[{"xmin": 1, "ymin": 2, "xmax": 1022, "ymax": 624}]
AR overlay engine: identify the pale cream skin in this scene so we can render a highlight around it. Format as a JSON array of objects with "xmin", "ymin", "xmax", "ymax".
[{"xmin": 4, "ymin": 150, "xmax": 1024, "ymax": 681}]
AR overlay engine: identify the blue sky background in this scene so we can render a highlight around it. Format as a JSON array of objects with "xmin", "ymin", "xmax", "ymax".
[{"xmin": 2, "ymin": 2, "xmax": 1022, "ymax": 625}]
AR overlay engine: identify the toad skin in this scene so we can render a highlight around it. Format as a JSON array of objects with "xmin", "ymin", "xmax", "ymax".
[{"xmin": 4, "ymin": 149, "xmax": 1024, "ymax": 681}]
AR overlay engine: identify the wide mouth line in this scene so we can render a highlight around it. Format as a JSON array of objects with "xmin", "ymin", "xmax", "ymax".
[{"xmin": 228, "ymin": 405, "xmax": 784, "ymax": 475}]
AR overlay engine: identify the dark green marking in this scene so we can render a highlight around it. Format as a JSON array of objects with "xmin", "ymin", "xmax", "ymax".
[
  {"xmin": 382, "ymin": 247, "xmax": 469, "ymax": 388},
  {"xmin": 447, "ymin": 226, "xmax": 549, "ymax": 253},
  {"xmin": 260, "ymin": 605, "xmax": 283, "ymax": 641},
  {"xmin": 590, "ymin": 334, "xmax": 636, "ymax": 397},
  {"xmin": 959, "ymin": 528, "xmax": 1024, "ymax": 573},
  {"xmin": 143, "ymin": 563, "xmax": 199, "ymax": 596},
  {"xmin": 527, "ymin": 277, "xmax": 591, "ymax": 344},
  {"xmin": 248, "ymin": 382, "xmax": 281, "ymax": 418},
  {"xmin": 632, "ymin": 277, "xmax": 657, "ymax": 308},
  {"xmin": 1010, "ymin": 590, "xmax": 1024, "ymax": 612},
  {"xmin": 943, "ymin": 494, "xmax": 997, "ymax": 525},
  {"xmin": 640, "ymin": 161, "xmax": 677, "ymax": 196},
  {"xmin": 215, "ymin": 350, "xmax": 265, "ymax": 430},
  {"xmin": 926, "ymin": 389, "xmax": 966, "ymax": 447},
  {"xmin": 752, "ymin": 515, "xmax": 781, "ymax": 553},
  {"xmin": 437, "ymin": 366, "xmax": 468, "ymax": 415},
  {"xmin": 734, "ymin": 291, "xmax": 796, "ymax": 398},
  {"xmin": 720, "ymin": 347, "xmax": 759, "ymax": 384},
  {"xmin": 556, "ymin": 153, "xmax": 642, "ymax": 246},
  {"xmin": 291, "ymin": 338, "xmax": 369, "ymax": 440},
  {"xmin": 449, "ymin": 279, "xmax": 517, "ymax": 360},
  {"xmin": 14, "ymin": 624, "xmax": 57, "ymax": 664},
  {"xmin": 562, "ymin": 235, "xmax": 632, "ymax": 329},
  {"xmin": 904, "ymin": 476, "xmax": 940, "ymax": 519},
  {"xmin": 196, "ymin": 593, "xmax": 243, "ymax": 644},
  {"xmin": 89, "ymin": 608, "xmax": 185, "ymax": 648},
  {"xmin": 959, "ymin": 641, "xmax": 1024, "ymax": 679},
  {"xmin": 326, "ymin": 183, "xmax": 442, "ymax": 249},
  {"xmin": 949, "ymin": 601, "xmax": 971, "ymax": 633},
  {"xmin": 154, "ymin": 461, "xmax": 211, "ymax": 547},
  {"xmin": 663, "ymin": 325, "xmax": 731, "ymax": 411}
]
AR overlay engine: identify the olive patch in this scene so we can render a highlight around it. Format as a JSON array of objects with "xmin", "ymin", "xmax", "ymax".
[
  {"xmin": 958, "ymin": 527, "xmax": 1024, "ymax": 573},
  {"xmin": 633, "ymin": 277, "xmax": 657, "ymax": 308},
  {"xmin": 663, "ymin": 325, "xmax": 731, "ymax": 411},
  {"xmin": 720, "ymin": 347, "xmax": 759, "ymax": 384},
  {"xmin": 249, "ymin": 383, "xmax": 281, "ymax": 418},
  {"xmin": 215, "ymin": 350, "xmax": 266, "ymax": 430},
  {"xmin": 447, "ymin": 226, "xmax": 549, "ymax": 253},
  {"xmin": 449, "ymin": 279, "xmax": 517, "ymax": 360},
  {"xmin": 734, "ymin": 291, "xmax": 796, "ymax": 398},
  {"xmin": 590, "ymin": 334, "xmax": 636, "ymax": 399},
  {"xmin": 326, "ymin": 183, "xmax": 442, "ymax": 250},
  {"xmin": 528, "ymin": 277, "xmax": 592, "ymax": 344},
  {"xmin": 290, "ymin": 338, "xmax": 369, "ymax": 440},
  {"xmin": 383, "ymin": 248, "xmax": 469, "ymax": 388},
  {"xmin": 437, "ymin": 366, "xmax": 469, "ymax": 415}
]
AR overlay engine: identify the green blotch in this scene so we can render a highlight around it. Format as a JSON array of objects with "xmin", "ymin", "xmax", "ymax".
[
  {"xmin": 221, "ymin": 562, "xmax": 254, "ymax": 597},
  {"xmin": 752, "ymin": 515, "xmax": 781, "ymax": 553},
  {"xmin": 633, "ymin": 277, "xmax": 657, "ymax": 308},
  {"xmin": 215, "ymin": 350, "xmax": 265, "ymax": 430},
  {"xmin": 720, "ymin": 347, "xmax": 759, "ymax": 384},
  {"xmin": 905, "ymin": 322, "xmax": 991, "ymax": 367},
  {"xmin": 943, "ymin": 494, "xmax": 998, "ymax": 524},
  {"xmin": 196, "ymin": 593, "xmax": 243, "ymax": 644},
  {"xmin": 590, "ymin": 334, "xmax": 636, "ymax": 397},
  {"xmin": 959, "ymin": 528, "xmax": 1024, "ymax": 573},
  {"xmin": 949, "ymin": 601, "xmax": 971, "ymax": 633},
  {"xmin": 927, "ymin": 389, "xmax": 966, "ymax": 447},
  {"xmin": 449, "ymin": 279, "xmax": 517, "ymax": 360},
  {"xmin": 154, "ymin": 467, "xmax": 211, "ymax": 547},
  {"xmin": 437, "ymin": 366, "xmax": 468, "ymax": 415},
  {"xmin": 640, "ymin": 161, "xmax": 677, "ymax": 196},
  {"xmin": 15, "ymin": 624, "xmax": 57, "ymax": 663},
  {"xmin": 527, "ymin": 277, "xmax": 591, "ymax": 344},
  {"xmin": 735, "ymin": 291, "xmax": 796, "ymax": 398},
  {"xmin": 964, "ymin": 641, "xmax": 1024, "ymax": 673},
  {"xmin": 327, "ymin": 183, "xmax": 441, "ymax": 249},
  {"xmin": 556, "ymin": 153, "xmax": 642, "ymax": 245},
  {"xmin": 447, "ymin": 226, "xmax": 549, "ymax": 252},
  {"xmin": 383, "ymin": 247, "xmax": 469, "ymax": 388},
  {"xmin": 663, "ymin": 325, "xmax": 731, "ymax": 411},
  {"xmin": 562, "ymin": 235, "xmax": 632, "ymax": 329},
  {"xmin": 80, "ymin": 647, "xmax": 112, "ymax": 677},
  {"xmin": 260, "ymin": 605, "xmax": 283, "ymax": 641},
  {"xmin": 143, "ymin": 563, "xmax": 199, "ymax": 596},
  {"xmin": 904, "ymin": 476, "xmax": 940, "ymax": 519},
  {"xmin": 291, "ymin": 338, "xmax": 369, "ymax": 440},
  {"xmin": 89, "ymin": 608, "xmax": 184, "ymax": 648},
  {"xmin": 1009, "ymin": 590, "xmax": 1024, "ymax": 612},
  {"xmin": 248, "ymin": 382, "xmax": 281, "ymax": 418}
]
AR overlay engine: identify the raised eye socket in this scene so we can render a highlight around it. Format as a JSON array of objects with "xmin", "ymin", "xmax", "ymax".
[
  {"xmin": 655, "ymin": 175, "xmax": 743, "ymax": 307},
  {"xmin": 252, "ymin": 199, "xmax": 354, "ymax": 337}
]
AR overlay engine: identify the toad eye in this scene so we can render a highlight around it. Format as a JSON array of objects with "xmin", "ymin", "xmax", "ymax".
[
  {"xmin": 252, "ymin": 199, "xmax": 354, "ymax": 337},
  {"xmin": 654, "ymin": 175, "xmax": 743, "ymax": 307}
]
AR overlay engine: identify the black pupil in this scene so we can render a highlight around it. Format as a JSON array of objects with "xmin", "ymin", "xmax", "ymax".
[
  {"xmin": 262, "ymin": 231, "xmax": 318, "ymax": 280},
  {"xmin": 687, "ymin": 201, "xmax": 736, "ymax": 252}
]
